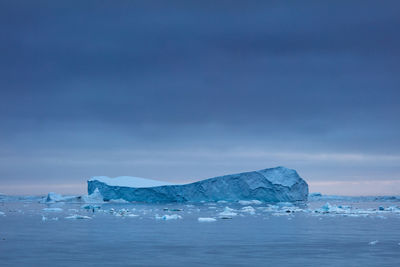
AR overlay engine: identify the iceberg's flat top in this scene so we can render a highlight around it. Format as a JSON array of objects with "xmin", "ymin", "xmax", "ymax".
[{"xmin": 88, "ymin": 176, "xmax": 174, "ymax": 188}]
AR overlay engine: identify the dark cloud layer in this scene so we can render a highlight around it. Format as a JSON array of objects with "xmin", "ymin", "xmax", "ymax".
[{"xmin": 0, "ymin": 1, "xmax": 399, "ymax": 194}]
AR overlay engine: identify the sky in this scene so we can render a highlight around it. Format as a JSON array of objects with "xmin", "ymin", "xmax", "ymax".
[{"xmin": 1, "ymin": 1, "xmax": 400, "ymax": 195}]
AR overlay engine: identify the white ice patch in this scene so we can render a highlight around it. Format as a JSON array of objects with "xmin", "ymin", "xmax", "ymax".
[
  {"xmin": 198, "ymin": 217, "xmax": 217, "ymax": 222},
  {"xmin": 155, "ymin": 214, "xmax": 182, "ymax": 220},
  {"xmin": 65, "ymin": 215, "xmax": 92, "ymax": 220},
  {"xmin": 108, "ymin": 198, "xmax": 130, "ymax": 204},
  {"xmin": 240, "ymin": 206, "xmax": 256, "ymax": 215},
  {"xmin": 368, "ymin": 240, "xmax": 379, "ymax": 245},
  {"xmin": 42, "ymin": 208, "xmax": 63, "ymax": 212},
  {"xmin": 219, "ymin": 207, "xmax": 238, "ymax": 217}
]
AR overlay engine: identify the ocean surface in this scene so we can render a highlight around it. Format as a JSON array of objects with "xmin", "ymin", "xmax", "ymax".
[{"xmin": 1, "ymin": 196, "xmax": 400, "ymax": 266}]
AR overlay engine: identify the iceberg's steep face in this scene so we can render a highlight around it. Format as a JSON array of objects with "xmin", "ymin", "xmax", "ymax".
[{"xmin": 87, "ymin": 166, "xmax": 308, "ymax": 203}]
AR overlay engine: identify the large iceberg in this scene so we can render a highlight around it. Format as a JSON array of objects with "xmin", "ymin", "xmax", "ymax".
[{"xmin": 87, "ymin": 166, "xmax": 308, "ymax": 203}]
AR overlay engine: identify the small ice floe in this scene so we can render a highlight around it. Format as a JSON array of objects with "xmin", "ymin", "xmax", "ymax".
[
  {"xmin": 65, "ymin": 215, "xmax": 92, "ymax": 220},
  {"xmin": 42, "ymin": 208, "xmax": 63, "ymax": 212},
  {"xmin": 219, "ymin": 207, "xmax": 237, "ymax": 217},
  {"xmin": 42, "ymin": 215, "xmax": 47, "ymax": 221},
  {"xmin": 238, "ymin": 200, "xmax": 262, "ymax": 205},
  {"xmin": 0, "ymin": 211, "xmax": 5, "ymax": 216},
  {"xmin": 257, "ymin": 205, "xmax": 280, "ymax": 212},
  {"xmin": 368, "ymin": 240, "xmax": 379, "ymax": 245},
  {"xmin": 113, "ymin": 208, "xmax": 136, "ymax": 217},
  {"xmin": 198, "ymin": 217, "xmax": 217, "ymax": 222},
  {"xmin": 155, "ymin": 214, "xmax": 182, "ymax": 220},
  {"xmin": 317, "ymin": 203, "xmax": 351, "ymax": 214},
  {"xmin": 126, "ymin": 214, "xmax": 139, "ymax": 217},
  {"xmin": 217, "ymin": 200, "xmax": 228, "ymax": 204},
  {"xmin": 108, "ymin": 198, "xmax": 129, "ymax": 204},
  {"xmin": 240, "ymin": 206, "xmax": 256, "ymax": 215}
]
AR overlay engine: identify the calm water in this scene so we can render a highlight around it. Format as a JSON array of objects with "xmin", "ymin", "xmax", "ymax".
[{"xmin": 1, "ymin": 199, "xmax": 400, "ymax": 266}]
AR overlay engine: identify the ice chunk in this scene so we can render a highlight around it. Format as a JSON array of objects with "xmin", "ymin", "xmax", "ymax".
[
  {"xmin": 240, "ymin": 206, "xmax": 256, "ymax": 215},
  {"xmin": 108, "ymin": 198, "xmax": 130, "ymax": 204},
  {"xmin": 219, "ymin": 207, "xmax": 237, "ymax": 217},
  {"xmin": 42, "ymin": 208, "xmax": 63, "ymax": 212},
  {"xmin": 238, "ymin": 200, "xmax": 262, "ymax": 205},
  {"xmin": 88, "ymin": 166, "xmax": 308, "ymax": 203},
  {"xmin": 155, "ymin": 214, "xmax": 182, "ymax": 220},
  {"xmin": 198, "ymin": 217, "xmax": 217, "ymax": 222},
  {"xmin": 65, "ymin": 215, "xmax": 92, "ymax": 220},
  {"xmin": 0, "ymin": 211, "xmax": 5, "ymax": 216},
  {"xmin": 368, "ymin": 240, "xmax": 379, "ymax": 245}
]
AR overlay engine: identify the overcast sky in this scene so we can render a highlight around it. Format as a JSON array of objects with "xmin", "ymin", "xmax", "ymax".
[{"xmin": 1, "ymin": 1, "xmax": 400, "ymax": 195}]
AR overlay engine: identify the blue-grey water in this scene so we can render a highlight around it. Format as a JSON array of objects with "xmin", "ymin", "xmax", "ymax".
[{"xmin": 1, "ymin": 198, "xmax": 400, "ymax": 266}]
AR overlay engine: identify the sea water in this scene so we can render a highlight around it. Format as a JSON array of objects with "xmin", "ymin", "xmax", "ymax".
[{"xmin": 0, "ymin": 197, "xmax": 400, "ymax": 266}]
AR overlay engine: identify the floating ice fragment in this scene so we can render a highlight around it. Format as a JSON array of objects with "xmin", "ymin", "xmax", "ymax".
[
  {"xmin": 368, "ymin": 240, "xmax": 379, "ymax": 245},
  {"xmin": 108, "ymin": 198, "xmax": 130, "ymax": 204},
  {"xmin": 219, "ymin": 207, "xmax": 237, "ymax": 217},
  {"xmin": 240, "ymin": 206, "xmax": 256, "ymax": 215},
  {"xmin": 155, "ymin": 214, "xmax": 182, "ymax": 220},
  {"xmin": 198, "ymin": 217, "xmax": 217, "ymax": 222},
  {"xmin": 42, "ymin": 208, "xmax": 63, "ymax": 212},
  {"xmin": 0, "ymin": 211, "xmax": 5, "ymax": 216},
  {"xmin": 65, "ymin": 215, "xmax": 92, "ymax": 220},
  {"xmin": 238, "ymin": 200, "xmax": 262, "ymax": 205}
]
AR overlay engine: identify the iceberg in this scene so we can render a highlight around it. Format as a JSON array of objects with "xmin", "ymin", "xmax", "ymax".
[{"xmin": 87, "ymin": 166, "xmax": 308, "ymax": 203}]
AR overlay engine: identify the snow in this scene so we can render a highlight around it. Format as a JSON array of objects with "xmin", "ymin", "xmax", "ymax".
[
  {"xmin": 198, "ymin": 217, "xmax": 217, "ymax": 222},
  {"xmin": 88, "ymin": 176, "xmax": 173, "ymax": 188}
]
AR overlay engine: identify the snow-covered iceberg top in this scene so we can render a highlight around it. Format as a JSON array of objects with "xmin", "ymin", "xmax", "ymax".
[
  {"xmin": 88, "ymin": 176, "xmax": 174, "ymax": 188},
  {"xmin": 87, "ymin": 166, "xmax": 309, "ymax": 203}
]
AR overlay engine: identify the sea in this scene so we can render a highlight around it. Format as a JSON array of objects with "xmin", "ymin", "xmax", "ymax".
[{"xmin": 0, "ymin": 195, "xmax": 399, "ymax": 266}]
